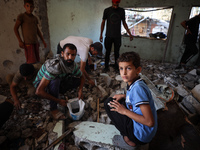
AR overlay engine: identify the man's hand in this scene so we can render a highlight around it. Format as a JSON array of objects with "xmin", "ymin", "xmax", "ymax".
[
  {"xmin": 14, "ymin": 99, "xmax": 21, "ymax": 110},
  {"xmin": 130, "ymin": 35, "xmax": 134, "ymax": 41},
  {"xmin": 43, "ymin": 41, "xmax": 47, "ymax": 48},
  {"xmin": 19, "ymin": 41, "xmax": 25, "ymax": 49},
  {"xmin": 58, "ymin": 99, "xmax": 67, "ymax": 107},
  {"xmin": 186, "ymin": 29, "xmax": 192, "ymax": 35},
  {"xmin": 99, "ymin": 35, "xmax": 103, "ymax": 42},
  {"xmin": 88, "ymin": 79, "xmax": 95, "ymax": 87},
  {"xmin": 78, "ymin": 89, "xmax": 83, "ymax": 100}
]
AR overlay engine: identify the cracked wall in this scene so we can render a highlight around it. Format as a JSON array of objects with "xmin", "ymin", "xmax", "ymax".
[
  {"xmin": 47, "ymin": 0, "xmax": 200, "ymax": 64},
  {"xmin": 0, "ymin": 0, "xmax": 200, "ymax": 84}
]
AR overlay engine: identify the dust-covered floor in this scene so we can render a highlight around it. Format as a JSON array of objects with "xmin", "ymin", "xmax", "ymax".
[{"xmin": 1, "ymin": 58, "xmax": 200, "ymax": 150}]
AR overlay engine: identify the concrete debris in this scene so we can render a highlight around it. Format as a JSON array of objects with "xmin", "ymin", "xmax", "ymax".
[
  {"xmin": 97, "ymin": 85, "xmax": 109, "ymax": 100},
  {"xmin": 74, "ymin": 121, "xmax": 120, "ymax": 150},
  {"xmin": 115, "ymin": 75, "xmax": 123, "ymax": 81},
  {"xmin": 100, "ymin": 73, "xmax": 112, "ymax": 86},
  {"xmin": 191, "ymin": 84, "xmax": 200, "ymax": 102},
  {"xmin": 164, "ymin": 76, "xmax": 190, "ymax": 97},
  {"xmin": 188, "ymin": 69, "xmax": 197, "ymax": 76},
  {"xmin": 48, "ymin": 132, "xmax": 58, "ymax": 145},
  {"xmin": 140, "ymin": 74, "xmax": 166, "ymax": 110},
  {"xmin": 1, "ymin": 59, "xmax": 200, "ymax": 149},
  {"xmin": 181, "ymin": 95, "xmax": 200, "ymax": 115}
]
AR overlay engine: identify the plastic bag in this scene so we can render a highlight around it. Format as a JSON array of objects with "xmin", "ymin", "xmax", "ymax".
[{"xmin": 67, "ymin": 98, "xmax": 85, "ymax": 120}]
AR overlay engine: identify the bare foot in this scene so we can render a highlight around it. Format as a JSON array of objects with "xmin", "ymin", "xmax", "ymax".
[{"xmin": 124, "ymin": 136, "xmax": 136, "ymax": 147}]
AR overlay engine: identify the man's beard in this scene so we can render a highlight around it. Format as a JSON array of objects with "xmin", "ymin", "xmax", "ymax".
[{"xmin": 63, "ymin": 59, "xmax": 74, "ymax": 66}]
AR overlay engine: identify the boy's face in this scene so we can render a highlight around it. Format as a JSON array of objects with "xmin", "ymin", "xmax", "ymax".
[
  {"xmin": 119, "ymin": 61, "xmax": 141, "ymax": 85},
  {"xmin": 24, "ymin": 3, "xmax": 34, "ymax": 14}
]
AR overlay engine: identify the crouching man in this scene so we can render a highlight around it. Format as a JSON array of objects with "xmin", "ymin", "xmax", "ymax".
[
  {"xmin": 6, "ymin": 63, "xmax": 41, "ymax": 110},
  {"xmin": 33, "ymin": 43, "xmax": 85, "ymax": 120}
]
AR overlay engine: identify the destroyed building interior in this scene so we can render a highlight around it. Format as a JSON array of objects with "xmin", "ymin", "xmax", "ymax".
[{"xmin": 0, "ymin": 0, "xmax": 200, "ymax": 150}]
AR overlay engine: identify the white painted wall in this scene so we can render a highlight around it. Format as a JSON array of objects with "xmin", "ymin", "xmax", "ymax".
[
  {"xmin": 47, "ymin": 0, "xmax": 200, "ymax": 64},
  {"xmin": 0, "ymin": 0, "xmax": 200, "ymax": 83},
  {"xmin": 47, "ymin": 0, "xmax": 110, "ymax": 55}
]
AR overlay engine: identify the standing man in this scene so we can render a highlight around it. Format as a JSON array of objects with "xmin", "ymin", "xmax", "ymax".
[
  {"xmin": 34, "ymin": 43, "xmax": 85, "ymax": 120},
  {"xmin": 175, "ymin": 13, "xmax": 200, "ymax": 70},
  {"xmin": 99, "ymin": 0, "xmax": 133, "ymax": 72},
  {"xmin": 57, "ymin": 36, "xmax": 103, "ymax": 86}
]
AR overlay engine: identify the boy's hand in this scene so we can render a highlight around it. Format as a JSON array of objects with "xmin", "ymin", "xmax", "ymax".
[
  {"xmin": 43, "ymin": 41, "xmax": 47, "ymax": 48},
  {"xmin": 113, "ymin": 94, "xmax": 125, "ymax": 101},
  {"xmin": 19, "ymin": 41, "xmax": 25, "ymax": 49},
  {"xmin": 110, "ymin": 100, "xmax": 127, "ymax": 115}
]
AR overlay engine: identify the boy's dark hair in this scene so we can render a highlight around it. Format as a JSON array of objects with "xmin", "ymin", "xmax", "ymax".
[
  {"xmin": 20, "ymin": 63, "xmax": 35, "ymax": 77},
  {"xmin": 24, "ymin": 0, "xmax": 34, "ymax": 5},
  {"xmin": 117, "ymin": 51, "xmax": 141, "ymax": 68},
  {"xmin": 62, "ymin": 43, "xmax": 77, "ymax": 52}
]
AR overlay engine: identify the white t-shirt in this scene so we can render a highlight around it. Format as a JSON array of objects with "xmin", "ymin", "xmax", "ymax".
[{"xmin": 60, "ymin": 36, "xmax": 93, "ymax": 62}]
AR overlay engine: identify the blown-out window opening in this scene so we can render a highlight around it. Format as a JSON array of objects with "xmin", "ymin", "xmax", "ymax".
[{"xmin": 122, "ymin": 7, "xmax": 173, "ymax": 40}]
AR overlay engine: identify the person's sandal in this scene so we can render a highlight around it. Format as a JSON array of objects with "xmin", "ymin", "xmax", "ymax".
[{"xmin": 112, "ymin": 135, "xmax": 136, "ymax": 150}]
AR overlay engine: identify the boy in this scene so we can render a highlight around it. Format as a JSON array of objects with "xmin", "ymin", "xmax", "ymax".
[
  {"xmin": 104, "ymin": 52, "xmax": 157, "ymax": 149},
  {"xmin": 14, "ymin": 0, "xmax": 47, "ymax": 64},
  {"xmin": 6, "ymin": 63, "xmax": 41, "ymax": 110}
]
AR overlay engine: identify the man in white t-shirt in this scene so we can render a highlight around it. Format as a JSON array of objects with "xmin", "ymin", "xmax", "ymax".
[{"xmin": 57, "ymin": 36, "xmax": 103, "ymax": 86}]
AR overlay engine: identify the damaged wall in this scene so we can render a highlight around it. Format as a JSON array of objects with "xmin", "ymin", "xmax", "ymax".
[
  {"xmin": 120, "ymin": 0, "xmax": 200, "ymax": 64},
  {"xmin": 46, "ymin": 0, "xmax": 109, "ymax": 54},
  {"xmin": 0, "ymin": 0, "xmax": 200, "ymax": 83},
  {"xmin": 47, "ymin": 0, "xmax": 200, "ymax": 63},
  {"xmin": 0, "ymin": 0, "xmax": 50, "ymax": 84}
]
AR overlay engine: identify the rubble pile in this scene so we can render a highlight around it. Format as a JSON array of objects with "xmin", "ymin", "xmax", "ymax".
[{"xmin": 0, "ymin": 59, "xmax": 200, "ymax": 149}]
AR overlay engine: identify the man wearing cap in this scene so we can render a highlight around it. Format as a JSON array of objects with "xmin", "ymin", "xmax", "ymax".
[
  {"xmin": 99, "ymin": 0, "xmax": 133, "ymax": 72},
  {"xmin": 6, "ymin": 63, "xmax": 41, "ymax": 110},
  {"xmin": 57, "ymin": 36, "xmax": 103, "ymax": 86}
]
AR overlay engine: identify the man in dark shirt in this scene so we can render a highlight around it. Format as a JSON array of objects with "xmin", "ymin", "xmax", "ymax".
[
  {"xmin": 99, "ymin": 0, "xmax": 133, "ymax": 72},
  {"xmin": 176, "ymin": 13, "xmax": 200, "ymax": 70}
]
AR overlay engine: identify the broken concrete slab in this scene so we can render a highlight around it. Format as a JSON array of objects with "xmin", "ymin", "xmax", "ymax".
[
  {"xmin": 181, "ymin": 94, "xmax": 200, "ymax": 115},
  {"xmin": 0, "ymin": 94, "xmax": 7, "ymax": 104},
  {"xmin": 73, "ymin": 121, "xmax": 120, "ymax": 150},
  {"xmin": 53, "ymin": 120, "xmax": 64, "ymax": 150},
  {"xmin": 188, "ymin": 69, "xmax": 197, "ymax": 76},
  {"xmin": 191, "ymin": 84, "xmax": 200, "ymax": 103},
  {"xmin": 97, "ymin": 85, "xmax": 109, "ymax": 100},
  {"xmin": 164, "ymin": 76, "xmax": 190, "ymax": 97},
  {"xmin": 140, "ymin": 74, "xmax": 166, "ymax": 110},
  {"xmin": 100, "ymin": 73, "xmax": 112, "ymax": 86}
]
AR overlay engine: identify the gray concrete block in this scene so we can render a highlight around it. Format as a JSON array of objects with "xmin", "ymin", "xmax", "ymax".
[{"xmin": 73, "ymin": 121, "xmax": 120, "ymax": 150}]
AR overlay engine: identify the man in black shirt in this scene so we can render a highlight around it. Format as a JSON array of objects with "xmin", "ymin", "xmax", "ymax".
[{"xmin": 99, "ymin": 0, "xmax": 133, "ymax": 72}]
